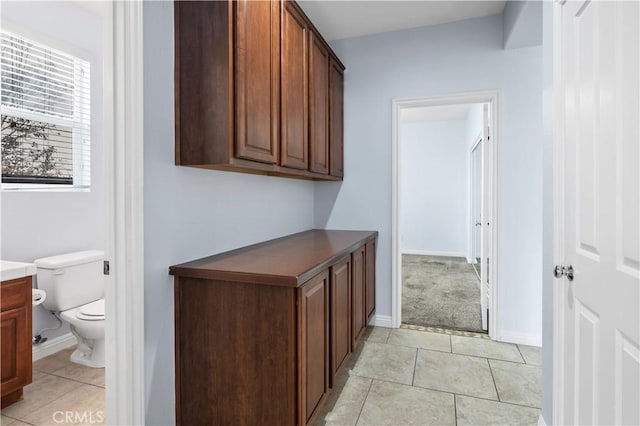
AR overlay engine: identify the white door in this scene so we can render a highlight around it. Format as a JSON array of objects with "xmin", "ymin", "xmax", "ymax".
[{"xmin": 556, "ymin": 1, "xmax": 639, "ymax": 425}]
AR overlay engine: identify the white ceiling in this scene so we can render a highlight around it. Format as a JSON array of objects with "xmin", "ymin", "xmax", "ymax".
[
  {"xmin": 297, "ymin": 1, "xmax": 507, "ymax": 41},
  {"xmin": 400, "ymin": 104, "xmax": 473, "ymax": 123}
]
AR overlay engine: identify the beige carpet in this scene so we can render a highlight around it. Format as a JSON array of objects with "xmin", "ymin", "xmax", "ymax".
[{"xmin": 402, "ymin": 254, "xmax": 484, "ymax": 333}]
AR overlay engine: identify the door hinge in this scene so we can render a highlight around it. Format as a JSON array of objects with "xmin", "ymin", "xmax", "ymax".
[{"xmin": 103, "ymin": 260, "xmax": 110, "ymax": 275}]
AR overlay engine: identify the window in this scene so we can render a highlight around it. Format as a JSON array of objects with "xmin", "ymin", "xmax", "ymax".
[{"xmin": 1, "ymin": 31, "xmax": 90, "ymax": 189}]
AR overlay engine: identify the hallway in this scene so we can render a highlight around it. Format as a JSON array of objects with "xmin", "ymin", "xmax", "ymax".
[{"xmin": 402, "ymin": 255, "xmax": 483, "ymax": 332}]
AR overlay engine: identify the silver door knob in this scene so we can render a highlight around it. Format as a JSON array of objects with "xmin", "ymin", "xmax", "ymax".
[
  {"xmin": 553, "ymin": 265, "xmax": 574, "ymax": 281},
  {"xmin": 475, "ymin": 222, "xmax": 482, "ymax": 227}
]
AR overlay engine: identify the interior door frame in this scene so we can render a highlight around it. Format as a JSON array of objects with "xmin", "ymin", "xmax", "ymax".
[
  {"xmin": 103, "ymin": 1, "xmax": 146, "ymax": 424},
  {"xmin": 391, "ymin": 90, "xmax": 500, "ymax": 340}
]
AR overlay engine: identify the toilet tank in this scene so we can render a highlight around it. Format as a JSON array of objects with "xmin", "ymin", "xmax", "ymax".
[{"xmin": 34, "ymin": 250, "xmax": 105, "ymax": 312}]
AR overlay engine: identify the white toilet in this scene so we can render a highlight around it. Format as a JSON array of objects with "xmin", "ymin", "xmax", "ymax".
[{"xmin": 34, "ymin": 250, "xmax": 105, "ymax": 368}]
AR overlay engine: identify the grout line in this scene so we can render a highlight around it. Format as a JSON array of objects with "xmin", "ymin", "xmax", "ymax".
[
  {"xmin": 39, "ymin": 370, "xmax": 105, "ymax": 389},
  {"xmin": 453, "ymin": 393, "xmax": 458, "ymax": 426},
  {"xmin": 354, "ymin": 378, "xmax": 374, "ymax": 425},
  {"xmin": 515, "ymin": 344, "xmax": 527, "ymax": 364},
  {"xmin": 486, "ymin": 358, "xmax": 501, "ymax": 402},
  {"xmin": 411, "ymin": 348, "xmax": 418, "ymax": 386}
]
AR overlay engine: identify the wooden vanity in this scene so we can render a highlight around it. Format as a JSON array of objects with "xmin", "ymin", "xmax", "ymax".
[
  {"xmin": 170, "ymin": 229, "xmax": 377, "ymax": 425},
  {"xmin": 1, "ymin": 262, "xmax": 35, "ymax": 408}
]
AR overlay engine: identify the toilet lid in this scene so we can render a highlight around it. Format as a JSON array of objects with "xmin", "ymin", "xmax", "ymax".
[{"xmin": 76, "ymin": 299, "xmax": 105, "ymax": 321}]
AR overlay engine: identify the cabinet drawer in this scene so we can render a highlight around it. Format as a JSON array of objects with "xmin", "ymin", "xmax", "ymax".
[{"xmin": 0, "ymin": 277, "xmax": 30, "ymax": 312}]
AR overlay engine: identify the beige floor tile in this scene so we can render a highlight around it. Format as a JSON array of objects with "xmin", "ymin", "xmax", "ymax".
[
  {"xmin": 455, "ymin": 395, "xmax": 540, "ymax": 425},
  {"xmin": 21, "ymin": 384, "xmax": 104, "ymax": 426},
  {"xmin": 490, "ymin": 360, "xmax": 542, "ymax": 408},
  {"xmin": 413, "ymin": 349, "xmax": 498, "ymax": 400},
  {"xmin": 316, "ymin": 374, "xmax": 372, "ymax": 426},
  {"xmin": 352, "ymin": 342, "xmax": 417, "ymax": 385},
  {"xmin": 388, "ymin": 329, "xmax": 451, "ymax": 352},
  {"xmin": 1, "ymin": 372, "xmax": 79, "ymax": 420},
  {"xmin": 361, "ymin": 327, "xmax": 390, "ymax": 344},
  {"xmin": 451, "ymin": 335, "xmax": 524, "ymax": 363},
  {"xmin": 1, "ymin": 414, "xmax": 16, "ymax": 425},
  {"xmin": 32, "ymin": 347, "xmax": 75, "ymax": 374},
  {"xmin": 518, "ymin": 345, "xmax": 542, "ymax": 366},
  {"xmin": 49, "ymin": 364, "xmax": 105, "ymax": 388},
  {"xmin": 357, "ymin": 380, "xmax": 455, "ymax": 425},
  {"xmin": 3, "ymin": 421, "xmax": 32, "ymax": 426}
]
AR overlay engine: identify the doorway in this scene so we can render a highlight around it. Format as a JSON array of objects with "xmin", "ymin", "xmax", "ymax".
[{"xmin": 391, "ymin": 91, "xmax": 499, "ymax": 338}]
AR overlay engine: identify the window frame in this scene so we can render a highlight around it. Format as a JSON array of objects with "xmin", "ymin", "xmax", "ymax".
[{"xmin": 1, "ymin": 27, "xmax": 92, "ymax": 192}]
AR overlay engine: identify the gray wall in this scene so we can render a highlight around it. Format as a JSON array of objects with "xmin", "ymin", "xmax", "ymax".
[
  {"xmin": 142, "ymin": 2, "xmax": 315, "ymax": 423},
  {"xmin": 400, "ymin": 120, "xmax": 469, "ymax": 256},
  {"xmin": 0, "ymin": 1, "xmax": 105, "ymax": 342},
  {"xmin": 315, "ymin": 14, "xmax": 544, "ymax": 344}
]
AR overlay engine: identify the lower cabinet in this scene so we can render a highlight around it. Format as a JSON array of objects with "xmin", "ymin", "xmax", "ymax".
[
  {"xmin": 298, "ymin": 271, "xmax": 329, "ymax": 425},
  {"xmin": 171, "ymin": 230, "xmax": 377, "ymax": 425},
  {"xmin": 1, "ymin": 276, "xmax": 33, "ymax": 408},
  {"xmin": 365, "ymin": 240, "xmax": 376, "ymax": 323}
]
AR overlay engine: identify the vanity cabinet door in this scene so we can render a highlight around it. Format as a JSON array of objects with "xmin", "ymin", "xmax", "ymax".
[
  {"xmin": 351, "ymin": 246, "xmax": 366, "ymax": 349},
  {"xmin": 329, "ymin": 58, "xmax": 344, "ymax": 178},
  {"xmin": 298, "ymin": 270, "xmax": 329, "ymax": 426},
  {"xmin": 1, "ymin": 276, "xmax": 32, "ymax": 408}
]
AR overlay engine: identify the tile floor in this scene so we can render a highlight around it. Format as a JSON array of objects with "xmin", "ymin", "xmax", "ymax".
[
  {"xmin": 315, "ymin": 327, "xmax": 542, "ymax": 426},
  {"xmin": 1, "ymin": 346, "xmax": 104, "ymax": 426}
]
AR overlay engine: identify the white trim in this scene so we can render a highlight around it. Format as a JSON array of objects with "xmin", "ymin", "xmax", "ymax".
[
  {"xmin": 401, "ymin": 250, "xmax": 468, "ymax": 258},
  {"xmin": 498, "ymin": 330, "xmax": 542, "ymax": 347},
  {"xmin": 104, "ymin": 2, "xmax": 145, "ymax": 425},
  {"xmin": 551, "ymin": 2, "xmax": 565, "ymax": 425},
  {"xmin": 370, "ymin": 315, "xmax": 394, "ymax": 328},
  {"xmin": 32, "ymin": 333, "xmax": 76, "ymax": 361},
  {"xmin": 538, "ymin": 414, "xmax": 547, "ymax": 426},
  {"xmin": 391, "ymin": 90, "xmax": 501, "ymax": 338}
]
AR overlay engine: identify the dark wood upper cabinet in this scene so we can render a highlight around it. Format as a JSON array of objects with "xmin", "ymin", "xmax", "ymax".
[
  {"xmin": 329, "ymin": 58, "xmax": 345, "ymax": 177},
  {"xmin": 174, "ymin": 0, "xmax": 345, "ymax": 181},
  {"xmin": 280, "ymin": 1, "xmax": 309, "ymax": 170},
  {"xmin": 234, "ymin": 0, "xmax": 280, "ymax": 164},
  {"xmin": 309, "ymin": 32, "xmax": 330, "ymax": 174}
]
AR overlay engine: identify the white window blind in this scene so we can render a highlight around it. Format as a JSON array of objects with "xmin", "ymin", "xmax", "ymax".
[{"xmin": 1, "ymin": 31, "xmax": 91, "ymax": 189}]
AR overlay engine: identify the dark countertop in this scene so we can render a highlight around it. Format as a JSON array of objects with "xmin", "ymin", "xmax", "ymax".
[{"xmin": 169, "ymin": 229, "xmax": 378, "ymax": 287}]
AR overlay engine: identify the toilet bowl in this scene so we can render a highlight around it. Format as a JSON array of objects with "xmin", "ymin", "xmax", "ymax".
[
  {"xmin": 60, "ymin": 299, "xmax": 105, "ymax": 368},
  {"xmin": 34, "ymin": 251, "xmax": 105, "ymax": 368}
]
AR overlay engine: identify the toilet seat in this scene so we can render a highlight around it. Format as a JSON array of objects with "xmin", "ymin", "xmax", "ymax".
[{"xmin": 76, "ymin": 299, "xmax": 105, "ymax": 321}]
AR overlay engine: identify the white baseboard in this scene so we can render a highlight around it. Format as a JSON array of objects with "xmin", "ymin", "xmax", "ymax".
[
  {"xmin": 32, "ymin": 332, "xmax": 76, "ymax": 361},
  {"xmin": 370, "ymin": 314, "xmax": 393, "ymax": 328},
  {"xmin": 498, "ymin": 330, "xmax": 542, "ymax": 347},
  {"xmin": 401, "ymin": 250, "xmax": 467, "ymax": 258},
  {"xmin": 538, "ymin": 414, "xmax": 547, "ymax": 426}
]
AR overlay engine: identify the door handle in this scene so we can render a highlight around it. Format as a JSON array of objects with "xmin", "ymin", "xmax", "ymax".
[{"xmin": 553, "ymin": 265, "xmax": 574, "ymax": 282}]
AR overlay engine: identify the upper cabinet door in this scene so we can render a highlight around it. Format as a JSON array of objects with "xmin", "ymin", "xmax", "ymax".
[
  {"xmin": 234, "ymin": 0, "xmax": 280, "ymax": 164},
  {"xmin": 309, "ymin": 33, "xmax": 329, "ymax": 175},
  {"xmin": 280, "ymin": 1, "xmax": 309, "ymax": 170},
  {"xmin": 329, "ymin": 59, "xmax": 344, "ymax": 178}
]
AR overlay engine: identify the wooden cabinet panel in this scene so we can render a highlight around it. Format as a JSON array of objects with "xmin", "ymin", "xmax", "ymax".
[
  {"xmin": 298, "ymin": 270, "xmax": 329, "ymax": 425},
  {"xmin": 329, "ymin": 59, "xmax": 344, "ymax": 177},
  {"xmin": 1, "ymin": 277, "xmax": 32, "ymax": 409},
  {"xmin": 365, "ymin": 240, "xmax": 376, "ymax": 324},
  {"xmin": 234, "ymin": 0, "xmax": 280, "ymax": 164},
  {"xmin": 309, "ymin": 32, "xmax": 329, "ymax": 174},
  {"xmin": 330, "ymin": 257, "xmax": 351, "ymax": 382},
  {"xmin": 281, "ymin": 1, "xmax": 308, "ymax": 170},
  {"xmin": 351, "ymin": 246, "xmax": 366, "ymax": 349}
]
